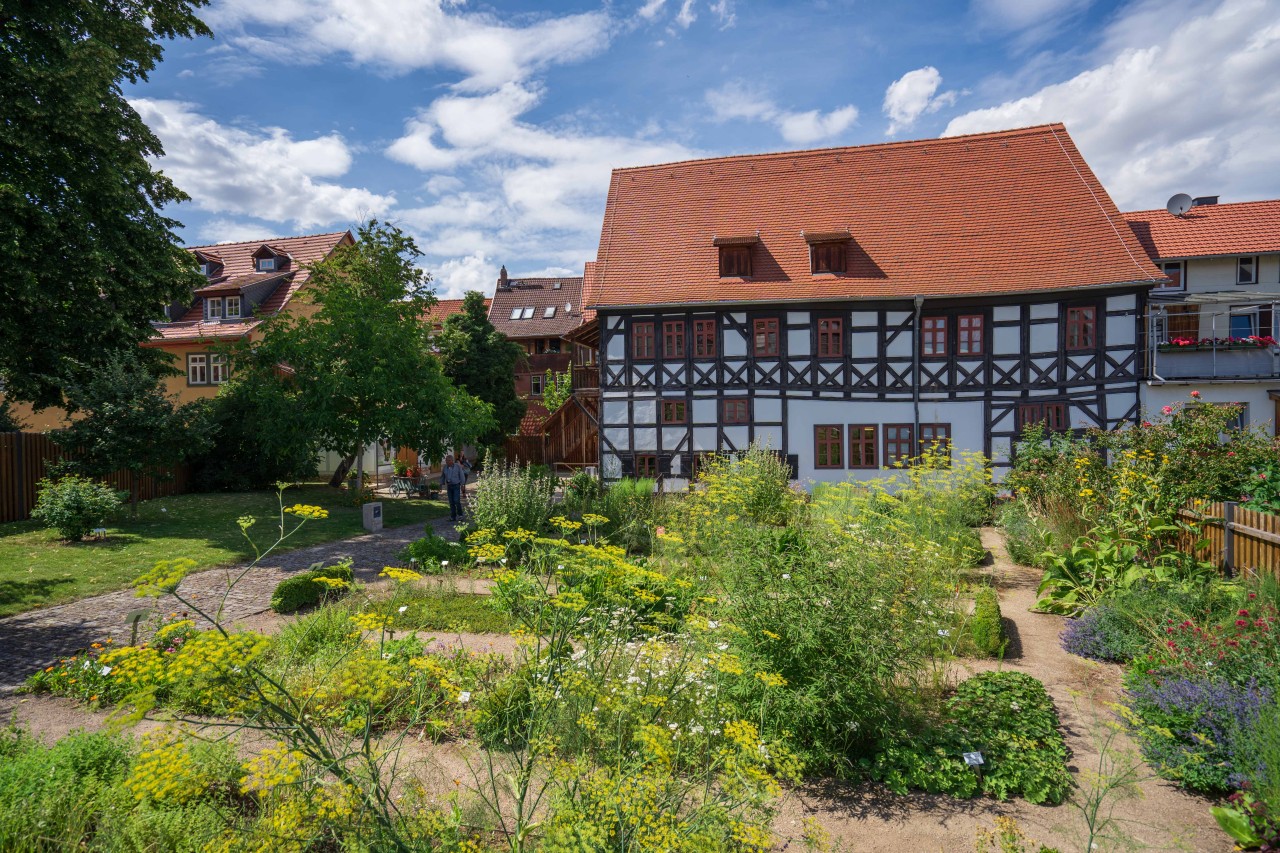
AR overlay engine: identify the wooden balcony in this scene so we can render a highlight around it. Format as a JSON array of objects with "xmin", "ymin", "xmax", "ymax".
[{"xmin": 572, "ymin": 364, "xmax": 599, "ymax": 392}]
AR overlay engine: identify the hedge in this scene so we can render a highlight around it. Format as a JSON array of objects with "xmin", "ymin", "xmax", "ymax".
[{"xmin": 270, "ymin": 561, "xmax": 354, "ymax": 614}]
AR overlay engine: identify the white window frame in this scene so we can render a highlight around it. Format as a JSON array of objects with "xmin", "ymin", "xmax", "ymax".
[
  {"xmin": 204, "ymin": 297, "xmax": 223, "ymax": 321},
  {"xmin": 544, "ymin": 306, "xmax": 557, "ymax": 318},
  {"xmin": 188, "ymin": 353, "xmax": 208, "ymax": 386},
  {"xmin": 1228, "ymin": 306, "xmax": 1259, "ymax": 339},
  {"xmin": 224, "ymin": 295, "xmax": 241, "ymax": 319},
  {"xmin": 257, "ymin": 256, "xmax": 277, "ymax": 272},
  {"xmin": 1157, "ymin": 260, "xmax": 1185, "ymax": 291},
  {"xmin": 509, "ymin": 307, "xmax": 522, "ymax": 320},
  {"xmin": 521, "ymin": 306, "xmax": 535, "ymax": 319},
  {"xmin": 1238, "ymin": 256, "xmax": 1257, "ymax": 285},
  {"xmin": 210, "ymin": 353, "xmax": 229, "ymax": 385},
  {"xmin": 530, "ymin": 374, "xmax": 544, "ymax": 397}
]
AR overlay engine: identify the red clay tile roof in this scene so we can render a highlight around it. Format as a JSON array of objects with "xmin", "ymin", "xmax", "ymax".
[
  {"xmin": 590, "ymin": 123, "xmax": 1162, "ymax": 308},
  {"xmin": 518, "ymin": 405, "xmax": 547, "ymax": 436},
  {"xmin": 489, "ymin": 276, "xmax": 585, "ymax": 339},
  {"xmin": 423, "ymin": 297, "xmax": 490, "ymax": 327},
  {"xmin": 581, "ymin": 261, "xmax": 598, "ymax": 323},
  {"xmin": 150, "ymin": 231, "xmax": 351, "ymax": 343},
  {"xmin": 1123, "ymin": 200, "xmax": 1280, "ymax": 260}
]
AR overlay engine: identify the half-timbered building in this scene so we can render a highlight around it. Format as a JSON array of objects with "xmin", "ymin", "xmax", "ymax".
[{"xmin": 585, "ymin": 124, "xmax": 1166, "ymax": 485}]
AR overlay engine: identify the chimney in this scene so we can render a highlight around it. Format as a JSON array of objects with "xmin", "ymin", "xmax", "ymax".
[
  {"xmin": 498, "ymin": 265, "xmax": 509, "ymax": 289},
  {"xmin": 1192, "ymin": 196, "xmax": 1219, "ymax": 207}
]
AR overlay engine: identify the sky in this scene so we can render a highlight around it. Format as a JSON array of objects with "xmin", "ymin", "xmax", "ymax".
[{"xmin": 131, "ymin": 0, "xmax": 1280, "ymax": 298}]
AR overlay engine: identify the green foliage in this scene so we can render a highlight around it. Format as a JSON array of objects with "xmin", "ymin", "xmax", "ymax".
[
  {"xmin": 31, "ymin": 474, "xmax": 125, "ymax": 541},
  {"xmin": 270, "ymin": 560, "xmax": 354, "ymax": 614},
  {"xmin": 401, "ymin": 531, "xmax": 468, "ymax": 571},
  {"xmin": 189, "ymin": 375, "xmax": 320, "ymax": 491},
  {"xmin": 468, "ymin": 457, "xmax": 556, "ymax": 533},
  {"xmin": 250, "ymin": 221, "xmax": 493, "ymax": 487},
  {"xmin": 998, "ymin": 497, "xmax": 1053, "ymax": 568},
  {"xmin": 541, "ymin": 367, "xmax": 573, "ymax": 414},
  {"xmin": 377, "ymin": 590, "xmax": 511, "ymax": 634},
  {"xmin": 435, "ymin": 290, "xmax": 526, "ymax": 447},
  {"xmin": 872, "ymin": 672, "xmax": 1072, "ymax": 805},
  {"xmin": 0, "ymin": 396, "xmax": 25, "ymax": 431},
  {"xmin": 598, "ymin": 477, "xmax": 659, "ymax": 553},
  {"xmin": 1243, "ymin": 459, "xmax": 1280, "ymax": 513},
  {"xmin": 0, "ymin": 0, "xmax": 210, "ymax": 410},
  {"xmin": 52, "ymin": 351, "xmax": 212, "ymax": 510},
  {"xmin": 966, "ymin": 586, "xmax": 1007, "ymax": 658}
]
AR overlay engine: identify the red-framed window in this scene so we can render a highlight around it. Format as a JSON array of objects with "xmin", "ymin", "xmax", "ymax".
[
  {"xmin": 817, "ymin": 318, "xmax": 843, "ymax": 358},
  {"xmin": 632, "ymin": 322, "xmax": 655, "ymax": 360},
  {"xmin": 921, "ymin": 316, "xmax": 947, "ymax": 357},
  {"xmin": 957, "ymin": 315, "xmax": 984, "ymax": 356},
  {"xmin": 1017, "ymin": 402, "xmax": 1069, "ymax": 433},
  {"xmin": 723, "ymin": 398, "xmax": 749, "ymax": 424},
  {"xmin": 849, "ymin": 425, "xmax": 877, "ymax": 469},
  {"xmin": 663, "ymin": 320, "xmax": 686, "ymax": 359},
  {"xmin": 635, "ymin": 455, "xmax": 658, "ymax": 478},
  {"xmin": 811, "ymin": 243, "xmax": 845, "ymax": 274},
  {"xmin": 815, "ymin": 425, "xmax": 843, "ymax": 469},
  {"xmin": 694, "ymin": 319, "xmax": 716, "ymax": 357},
  {"xmin": 884, "ymin": 424, "xmax": 915, "ymax": 465},
  {"xmin": 719, "ymin": 245, "xmax": 752, "ymax": 277},
  {"xmin": 753, "ymin": 318, "xmax": 779, "ymax": 357},
  {"xmin": 660, "ymin": 399, "xmax": 687, "ymax": 424},
  {"xmin": 1065, "ymin": 306, "xmax": 1097, "ymax": 350}
]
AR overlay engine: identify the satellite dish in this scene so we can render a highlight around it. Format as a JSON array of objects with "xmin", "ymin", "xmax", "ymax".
[{"xmin": 1166, "ymin": 193, "xmax": 1194, "ymax": 217}]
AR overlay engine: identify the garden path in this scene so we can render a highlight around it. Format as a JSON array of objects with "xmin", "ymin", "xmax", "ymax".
[
  {"xmin": 0, "ymin": 516, "xmax": 463, "ymax": 695},
  {"xmin": 774, "ymin": 527, "xmax": 1231, "ymax": 853}
]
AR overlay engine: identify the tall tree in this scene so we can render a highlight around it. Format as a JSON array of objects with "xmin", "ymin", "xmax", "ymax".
[
  {"xmin": 0, "ymin": 0, "xmax": 209, "ymax": 409},
  {"xmin": 436, "ymin": 290, "xmax": 526, "ymax": 449},
  {"xmin": 53, "ymin": 351, "xmax": 211, "ymax": 513},
  {"xmin": 250, "ymin": 220, "xmax": 493, "ymax": 495}
]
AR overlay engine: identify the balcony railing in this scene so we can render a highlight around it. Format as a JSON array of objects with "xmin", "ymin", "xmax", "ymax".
[
  {"xmin": 572, "ymin": 364, "xmax": 599, "ymax": 391},
  {"xmin": 1148, "ymin": 305, "xmax": 1280, "ymax": 380}
]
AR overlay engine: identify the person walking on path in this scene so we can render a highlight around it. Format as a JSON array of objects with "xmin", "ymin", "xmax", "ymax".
[{"xmin": 442, "ymin": 453, "xmax": 468, "ymax": 523}]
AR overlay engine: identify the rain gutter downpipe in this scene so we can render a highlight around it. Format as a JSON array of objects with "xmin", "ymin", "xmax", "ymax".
[{"xmin": 913, "ymin": 295, "xmax": 924, "ymax": 442}]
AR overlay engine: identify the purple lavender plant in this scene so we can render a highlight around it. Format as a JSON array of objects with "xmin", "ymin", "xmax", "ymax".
[{"xmin": 1060, "ymin": 604, "xmax": 1145, "ymax": 662}]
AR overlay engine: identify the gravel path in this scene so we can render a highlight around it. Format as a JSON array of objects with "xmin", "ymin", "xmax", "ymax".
[
  {"xmin": 0, "ymin": 516, "xmax": 462, "ymax": 694},
  {"xmin": 774, "ymin": 528, "xmax": 1230, "ymax": 852}
]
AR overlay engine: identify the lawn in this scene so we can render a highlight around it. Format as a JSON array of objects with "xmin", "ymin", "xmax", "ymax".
[{"xmin": 0, "ymin": 486, "xmax": 447, "ymax": 618}]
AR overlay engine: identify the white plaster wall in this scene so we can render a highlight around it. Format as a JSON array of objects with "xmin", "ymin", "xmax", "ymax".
[
  {"xmin": 788, "ymin": 329, "xmax": 810, "ymax": 355},
  {"xmin": 604, "ymin": 428, "xmax": 630, "ymax": 450},
  {"xmin": 607, "ymin": 335, "xmax": 624, "ymax": 361},
  {"xmin": 602, "ymin": 401, "xmax": 628, "ymax": 425},
  {"xmin": 692, "ymin": 398, "xmax": 716, "ymax": 423},
  {"xmin": 885, "ymin": 312, "xmax": 911, "ymax": 358},
  {"xmin": 994, "ymin": 326, "xmax": 1019, "ymax": 354},
  {"xmin": 1107, "ymin": 293, "xmax": 1137, "ymax": 312},
  {"xmin": 1107, "ymin": 313, "xmax": 1136, "ymax": 347},
  {"xmin": 723, "ymin": 331, "xmax": 747, "ymax": 358},
  {"xmin": 1141, "ymin": 383, "xmax": 1277, "ymax": 433},
  {"xmin": 852, "ymin": 331, "xmax": 877, "ymax": 358},
  {"xmin": 633, "ymin": 428, "xmax": 657, "ymax": 451},
  {"xmin": 1029, "ymin": 323, "xmax": 1057, "ymax": 351},
  {"xmin": 754, "ymin": 425, "xmax": 782, "ymax": 449},
  {"xmin": 755, "ymin": 397, "xmax": 782, "ymax": 421},
  {"xmin": 1030, "ymin": 302, "xmax": 1058, "ymax": 320},
  {"xmin": 661, "ymin": 427, "xmax": 687, "ymax": 450},
  {"xmin": 723, "ymin": 425, "xmax": 750, "ymax": 449},
  {"xmin": 994, "ymin": 305, "xmax": 1019, "ymax": 322},
  {"xmin": 787, "ymin": 311, "xmax": 810, "ymax": 325},
  {"xmin": 633, "ymin": 399, "xmax": 656, "ymax": 424},
  {"xmin": 693, "ymin": 427, "xmax": 716, "ymax": 451}
]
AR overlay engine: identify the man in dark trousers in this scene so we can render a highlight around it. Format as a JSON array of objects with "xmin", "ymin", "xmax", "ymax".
[{"xmin": 441, "ymin": 453, "xmax": 468, "ymax": 523}]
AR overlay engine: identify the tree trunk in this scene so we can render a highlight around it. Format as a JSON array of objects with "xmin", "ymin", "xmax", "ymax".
[
  {"xmin": 356, "ymin": 444, "xmax": 365, "ymax": 504},
  {"xmin": 328, "ymin": 455, "xmax": 356, "ymax": 488}
]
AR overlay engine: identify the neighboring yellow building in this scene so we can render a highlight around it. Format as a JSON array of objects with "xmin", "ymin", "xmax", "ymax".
[{"xmin": 5, "ymin": 231, "xmax": 352, "ymax": 430}]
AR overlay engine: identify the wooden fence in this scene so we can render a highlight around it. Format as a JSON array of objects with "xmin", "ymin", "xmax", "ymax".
[
  {"xmin": 1178, "ymin": 500, "xmax": 1280, "ymax": 580},
  {"xmin": 501, "ymin": 435, "xmax": 546, "ymax": 466},
  {"xmin": 0, "ymin": 432, "xmax": 191, "ymax": 523}
]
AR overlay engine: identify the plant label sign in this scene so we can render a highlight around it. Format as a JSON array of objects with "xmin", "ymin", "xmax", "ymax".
[
  {"xmin": 363, "ymin": 502, "xmax": 383, "ymax": 533},
  {"xmin": 963, "ymin": 751, "xmax": 984, "ymax": 767}
]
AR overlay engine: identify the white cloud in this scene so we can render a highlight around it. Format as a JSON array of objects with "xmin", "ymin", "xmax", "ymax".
[
  {"xmin": 971, "ymin": 0, "xmax": 1091, "ymax": 34},
  {"xmin": 883, "ymin": 66, "xmax": 959, "ymax": 135},
  {"xmin": 944, "ymin": 0, "xmax": 1280, "ymax": 209},
  {"xmin": 206, "ymin": 0, "xmax": 611, "ymax": 90},
  {"xmin": 637, "ymin": 0, "xmax": 667, "ymax": 20},
  {"xmin": 709, "ymin": 0, "xmax": 736, "ymax": 27},
  {"xmin": 706, "ymin": 82, "xmax": 859, "ymax": 145},
  {"xmin": 433, "ymin": 252, "xmax": 498, "ymax": 298},
  {"xmin": 196, "ymin": 218, "xmax": 278, "ymax": 245},
  {"xmin": 675, "ymin": 0, "xmax": 697, "ymax": 27},
  {"xmin": 386, "ymin": 82, "xmax": 696, "ymax": 276},
  {"xmin": 132, "ymin": 98, "xmax": 394, "ymax": 229}
]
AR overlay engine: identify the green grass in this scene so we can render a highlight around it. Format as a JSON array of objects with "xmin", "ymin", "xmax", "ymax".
[
  {"xmin": 0, "ymin": 486, "xmax": 447, "ymax": 618},
  {"xmin": 375, "ymin": 591, "xmax": 512, "ymax": 634}
]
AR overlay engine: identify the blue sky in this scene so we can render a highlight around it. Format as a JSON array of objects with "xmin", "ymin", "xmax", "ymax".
[{"xmin": 130, "ymin": 0, "xmax": 1280, "ymax": 297}]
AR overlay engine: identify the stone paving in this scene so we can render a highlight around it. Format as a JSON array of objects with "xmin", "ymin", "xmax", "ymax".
[{"xmin": 0, "ymin": 515, "xmax": 463, "ymax": 694}]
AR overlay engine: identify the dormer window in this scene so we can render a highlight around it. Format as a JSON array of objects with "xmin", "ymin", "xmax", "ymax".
[
  {"xmin": 257, "ymin": 257, "xmax": 276, "ymax": 272},
  {"xmin": 199, "ymin": 263, "xmax": 210, "ymax": 276},
  {"xmin": 205, "ymin": 297, "xmax": 223, "ymax": 321},
  {"xmin": 225, "ymin": 296, "xmax": 241, "ymax": 319},
  {"xmin": 803, "ymin": 230, "xmax": 851, "ymax": 274},
  {"xmin": 543, "ymin": 306, "xmax": 557, "ymax": 318},
  {"xmin": 713, "ymin": 234, "xmax": 759, "ymax": 278},
  {"xmin": 510, "ymin": 307, "xmax": 521, "ymax": 320},
  {"xmin": 521, "ymin": 306, "xmax": 534, "ymax": 319}
]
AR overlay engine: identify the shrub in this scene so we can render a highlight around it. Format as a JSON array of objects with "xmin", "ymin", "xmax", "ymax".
[
  {"xmin": 598, "ymin": 477, "xmax": 659, "ymax": 552},
  {"xmin": 562, "ymin": 468, "xmax": 603, "ymax": 516},
  {"xmin": 30, "ymin": 474, "xmax": 124, "ymax": 541},
  {"xmin": 400, "ymin": 531, "xmax": 467, "ymax": 572},
  {"xmin": 872, "ymin": 672, "xmax": 1071, "ymax": 804},
  {"xmin": 188, "ymin": 377, "xmax": 320, "ymax": 491},
  {"xmin": 468, "ymin": 457, "xmax": 556, "ymax": 533},
  {"xmin": 1213, "ymin": 701, "xmax": 1280, "ymax": 849},
  {"xmin": 966, "ymin": 586, "xmax": 1006, "ymax": 658},
  {"xmin": 270, "ymin": 560, "xmax": 354, "ymax": 614},
  {"xmin": 998, "ymin": 497, "xmax": 1052, "ymax": 568}
]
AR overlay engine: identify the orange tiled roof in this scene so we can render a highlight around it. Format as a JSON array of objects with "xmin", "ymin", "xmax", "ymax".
[
  {"xmin": 424, "ymin": 297, "xmax": 489, "ymax": 326},
  {"xmin": 490, "ymin": 276, "xmax": 585, "ymax": 339},
  {"xmin": 518, "ymin": 405, "xmax": 547, "ymax": 436},
  {"xmin": 581, "ymin": 261, "xmax": 598, "ymax": 323},
  {"xmin": 590, "ymin": 124, "xmax": 1162, "ymax": 308},
  {"xmin": 151, "ymin": 231, "xmax": 351, "ymax": 343},
  {"xmin": 1123, "ymin": 200, "xmax": 1280, "ymax": 260}
]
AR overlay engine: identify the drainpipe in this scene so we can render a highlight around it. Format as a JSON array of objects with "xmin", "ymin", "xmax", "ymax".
[{"xmin": 913, "ymin": 295, "xmax": 924, "ymax": 443}]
